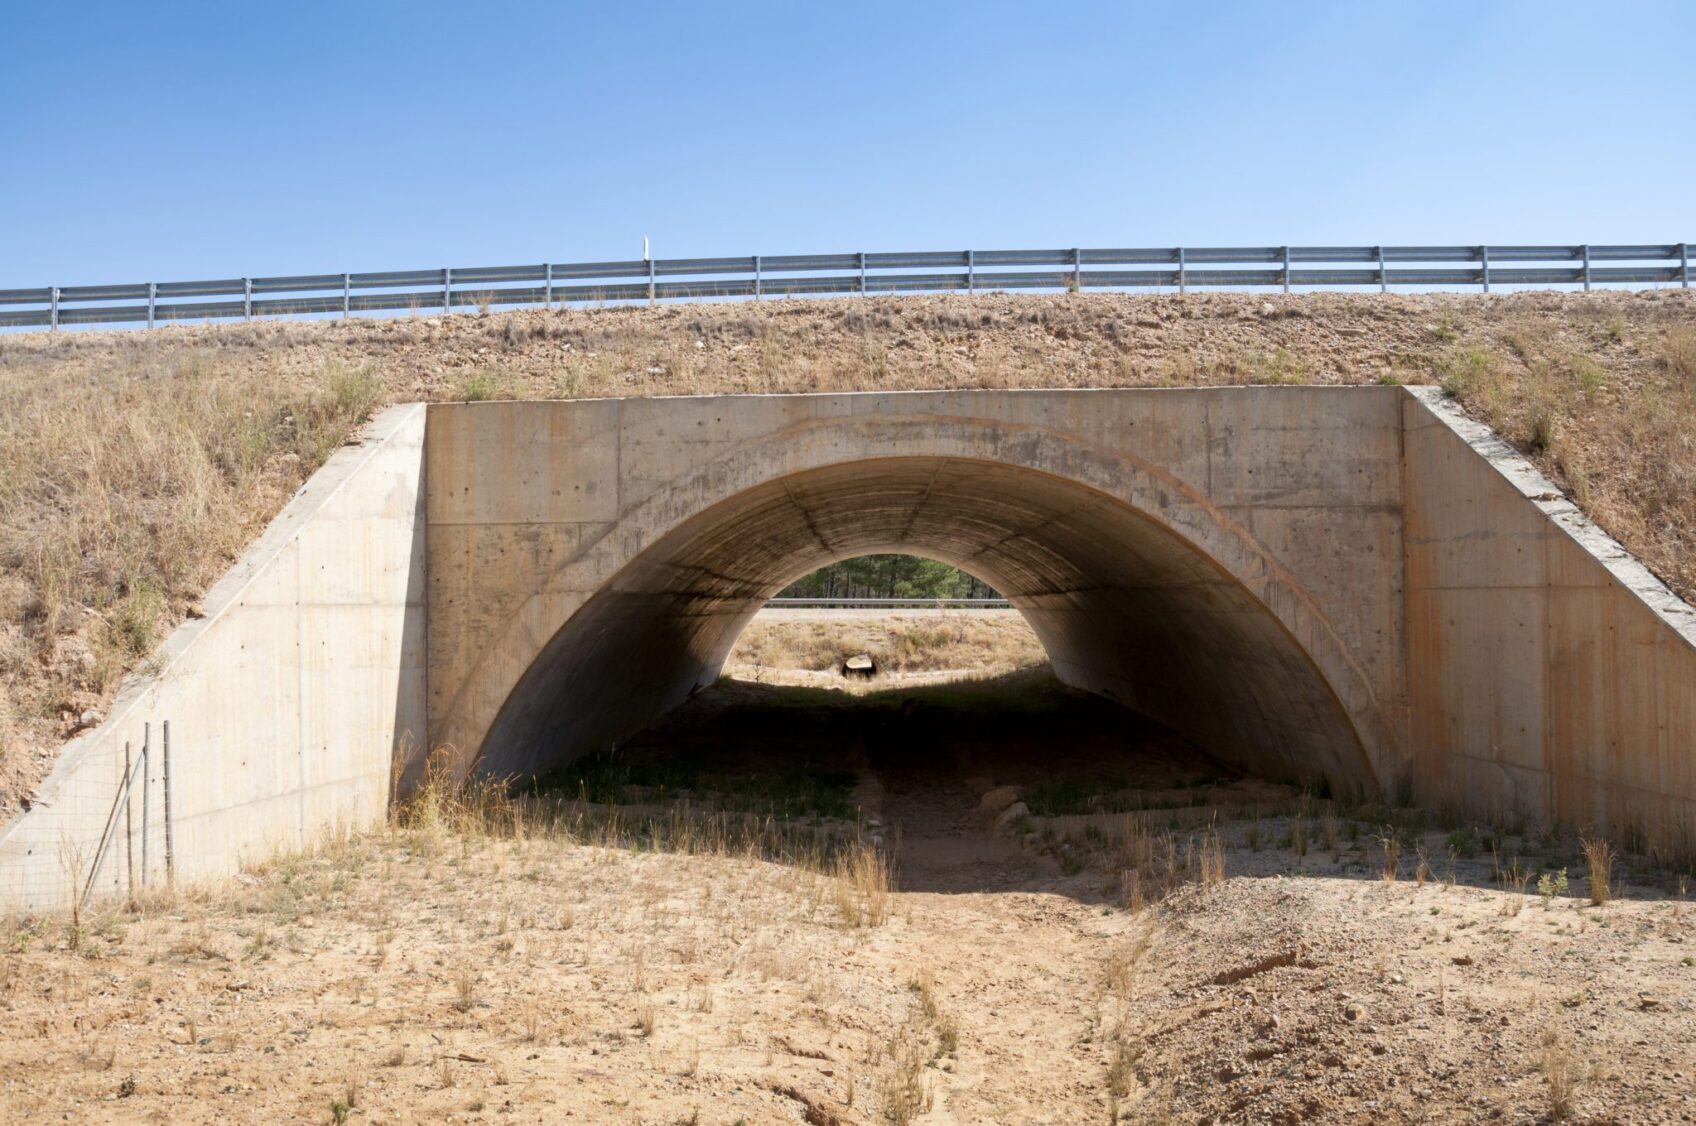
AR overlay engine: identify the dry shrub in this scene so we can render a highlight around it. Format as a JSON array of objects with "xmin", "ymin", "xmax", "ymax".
[
  {"xmin": 877, "ymin": 1023, "xmax": 932, "ymax": 1125},
  {"xmin": 833, "ymin": 843, "xmax": 892, "ymax": 928},
  {"xmin": 1540, "ymin": 1026, "xmax": 1577, "ymax": 1120},
  {"xmin": 1580, "ymin": 836, "xmax": 1615, "ymax": 906}
]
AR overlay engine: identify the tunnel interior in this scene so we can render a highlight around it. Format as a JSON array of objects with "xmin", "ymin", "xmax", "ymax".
[{"xmin": 478, "ymin": 455, "xmax": 1377, "ymax": 801}]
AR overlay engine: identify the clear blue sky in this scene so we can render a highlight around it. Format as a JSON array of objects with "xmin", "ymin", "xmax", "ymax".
[{"xmin": 3, "ymin": 1, "xmax": 1692, "ymax": 287}]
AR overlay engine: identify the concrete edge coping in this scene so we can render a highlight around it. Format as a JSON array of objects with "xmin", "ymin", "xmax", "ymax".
[
  {"xmin": 0, "ymin": 402, "xmax": 427, "ymax": 831},
  {"xmin": 1407, "ymin": 385, "xmax": 1696, "ymax": 647}
]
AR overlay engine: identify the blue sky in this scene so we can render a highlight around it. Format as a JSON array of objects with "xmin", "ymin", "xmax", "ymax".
[{"xmin": 2, "ymin": 1, "xmax": 1692, "ymax": 287}]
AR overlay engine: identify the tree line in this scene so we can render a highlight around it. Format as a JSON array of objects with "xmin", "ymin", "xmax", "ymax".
[{"xmin": 777, "ymin": 555, "xmax": 1000, "ymax": 600}]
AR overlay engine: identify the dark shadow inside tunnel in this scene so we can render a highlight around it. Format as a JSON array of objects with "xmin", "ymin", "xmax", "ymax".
[{"xmin": 478, "ymin": 455, "xmax": 1379, "ymax": 804}]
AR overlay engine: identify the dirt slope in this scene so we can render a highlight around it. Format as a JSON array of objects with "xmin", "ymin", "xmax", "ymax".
[{"xmin": 2, "ymin": 290, "xmax": 1694, "ymax": 815}]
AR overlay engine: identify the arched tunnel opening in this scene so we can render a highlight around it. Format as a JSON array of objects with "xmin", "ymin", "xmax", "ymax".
[{"xmin": 474, "ymin": 456, "xmax": 1380, "ymax": 862}]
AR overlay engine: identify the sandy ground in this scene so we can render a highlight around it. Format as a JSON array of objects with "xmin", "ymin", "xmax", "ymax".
[{"xmin": 2, "ymin": 672, "xmax": 1691, "ymax": 1125}]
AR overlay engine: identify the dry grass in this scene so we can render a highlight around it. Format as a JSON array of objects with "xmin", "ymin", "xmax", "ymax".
[
  {"xmin": 0, "ymin": 774, "xmax": 1692, "ymax": 1122},
  {"xmin": 0, "ymin": 349, "xmax": 381, "ymax": 810},
  {"xmin": 1581, "ymin": 835, "xmax": 1616, "ymax": 906},
  {"xmin": 3, "ymin": 290, "xmax": 1695, "ymax": 818},
  {"xmin": 1540, "ymin": 1026, "xmax": 1578, "ymax": 1120}
]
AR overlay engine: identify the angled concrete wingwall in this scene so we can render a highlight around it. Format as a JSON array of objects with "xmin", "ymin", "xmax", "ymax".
[
  {"xmin": 1403, "ymin": 388, "xmax": 1696, "ymax": 851},
  {"xmin": 0, "ymin": 405, "xmax": 426, "ymax": 912}
]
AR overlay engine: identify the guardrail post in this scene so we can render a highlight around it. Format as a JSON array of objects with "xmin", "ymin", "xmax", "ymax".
[
  {"xmin": 443, "ymin": 268, "xmax": 452, "ymax": 315},
  {"xmin": 647, "ymin": 258, "xmax": 656, "ymax": 306},
  {"xmin": 1072, "ymin": 247, "xmax": 1082, "ymax": 292},
  {"xmin": 1581, "ymin": 244, "xmax": 1592, "ymax": 292},
  {"xmin": 859, "ymin": 252, "xmax": 867, "ymax": 296},
  {"xmin": 147, "ymin": 283, "xmax": 157, "ymax": 329},
  {"xmin": 1480, "ymin": 245, "xmax": 1490, "ymax": 294},
  {"xmin": 753, "ymin": 255, "xmax": 762, "ymax": 299},
  {"xmin": 342, "ymin": 273, "xmax": 351, "ymax": 318},
  {"xmin": 1281, "ymin": 246, "xmax": 1292, "ymax": 293},
  {"xmin": 49, "ymin": 287, "xmax": 59, "ymax": 330},
  {"xmin": 1377, "ymin": 246, "xmax": 1388, "ymax": 293},
  {"xmin": 243, "ymin": 278, "xmax": 252, "ymax": 320},
  {"xmin": 1177, "ymin": 247, "xmax": 1187, "ymax": 294},
  {"xmin": 545, "ymin": 263, "xmax": 554, "ymax": 308},
  {"xmin": 966, "ymin": 250, "xmax": 974, "ymax": 295},
  {"xmin": 1682, "ymin": 243, "xmax": 1691, "ymax": 289}
]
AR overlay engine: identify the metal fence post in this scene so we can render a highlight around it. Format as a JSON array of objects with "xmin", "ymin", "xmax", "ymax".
[
  {"xmin": 1177, "ymin": 247, "xmax": 1187, "ymax": 294},
  {"xmin": 140, "ymin": 722, "xmax": 149, "ymax": 887},
  {"xmin": 243, "ymin": 278, "xmax": 252, "ymax": 320},
  {"xmin": 966, "ymin": 250, "xmax": 975, "ymax": 295},
  {"xmin": 1480, "ymin": 245, "xmax": 1490, "ymax": 294},
  {"xmin": 162, "ymin": 720, "xmax": 174, "ymax": 887},
  {"xmin": 342, "ymin": 273, "xmax": 351, "ymax": 318},
  {"xmin": 859, "ymin": 252, "xmax": 867, "ymax": 296},
  {"xmin": 647, "ymin": 257, "xmax": 656, "ymax": 306},
  {"xmin": 1377, "ymin": 246, "xmax": 1388, "ymax": 293},
  {"xmin": 123, "ymin": 741, "xmax": 135, "ymax": 898},
  {"xmin": 1281, "ymin": 246, "xmax": 1292, "ymax": 293},
  {"xmin": 49, "ymin": 287, "xmax": 59, "ymax": 330},
  {"xmin": 1072, "ymin": 247, "xmax": 1082, "ymax": 291},
  {"xmin": 753, "ymin": 255, "xmax": 762, "ymax": 299},
  {"xmin": 1681, "ymin": 243, "xmax": 1690, "ymax": 288},
  {"xmin": 1581, "ymin": 245, "xmax": 1592, "ymax": 292},
  {"xmin": 443, "ymin": 268, "xmax": 452, "ymax": 315},
  {"xmin": 147, "ymin": 282, "xmax": 157, "ymax": 328},
  {"xmin": 545, "ymin": 263, "xmax": 554, "ymax": 308}
]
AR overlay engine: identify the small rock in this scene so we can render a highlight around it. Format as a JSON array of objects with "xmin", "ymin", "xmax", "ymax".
[
  {"xmin": 978, "ymin": 785, "xmax": 1022, "ymax": 814},
  {"xmin": 77, "ymin": 709, "xmax": 102, "ymax": 729},
  {"xmin": 994, "ymin": 802, "xmax": 1029, "ymax": 830},
  {"xmin": 1344, "ymin": 1002, "xmax": 1366, "ymax": 1022}
]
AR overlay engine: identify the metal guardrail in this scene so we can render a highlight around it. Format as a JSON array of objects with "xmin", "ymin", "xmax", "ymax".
[
  {"xmin": 4, "ymin": 243, "xmax": 1692, "ymax": 330},
  {"xmin": 765, "ymin": 598, "xmax": 1012, "ymax": 609}
]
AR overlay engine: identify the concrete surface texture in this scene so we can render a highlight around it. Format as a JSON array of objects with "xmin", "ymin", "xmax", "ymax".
[
  {"xmin": 426, "ymin": 387, "xmax": 1694, "ymax": 850},
  {"xmin": 0, "ymin": 405, "xmax": 426, "ymax": 911}
]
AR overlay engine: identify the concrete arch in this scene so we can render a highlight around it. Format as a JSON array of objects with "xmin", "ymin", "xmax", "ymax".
[
  {"xmin": 427, "ymin": 391, "xmax": 1411, "ymax": 799},
  {"xmin": 480, "ymin": 454, "xmax": 1379, "ymax": 796}
]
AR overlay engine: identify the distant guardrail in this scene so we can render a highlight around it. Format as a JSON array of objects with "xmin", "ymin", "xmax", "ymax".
[
  {"xmin": 4, "ymin": 243, "xmax": 1691, "ymax": 331},
  {"xmin": 765, "ymin": 597, "xmax": 1012, "ymax": 609}
]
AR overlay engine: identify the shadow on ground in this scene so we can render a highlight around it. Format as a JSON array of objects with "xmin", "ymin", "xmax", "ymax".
[{"xmin": 533, "ymin": 667, "xmax": 1686, "ymax": 906}]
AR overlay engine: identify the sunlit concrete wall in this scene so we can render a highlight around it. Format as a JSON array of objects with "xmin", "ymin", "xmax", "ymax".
[
  {"xmin": 423, "ymin": 389, "xmax": 1410, "ymax": 800},
  {"xmin": 1404, "ymin": 388, "xmax": 1696, "ymax": 849},
  {"xmin": 0, "ymin": 405, "xmax": 426, "ymax": 912}
]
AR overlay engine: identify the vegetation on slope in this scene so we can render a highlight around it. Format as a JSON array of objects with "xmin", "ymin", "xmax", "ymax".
[{"xmin": 1, "ymin": 290, "xmax": 1693, "ymax": 811}]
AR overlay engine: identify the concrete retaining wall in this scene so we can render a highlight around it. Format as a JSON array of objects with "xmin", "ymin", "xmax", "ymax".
[{"xmin": 0, "ymin": 404, "xmax": 426, "ymax": 912}]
